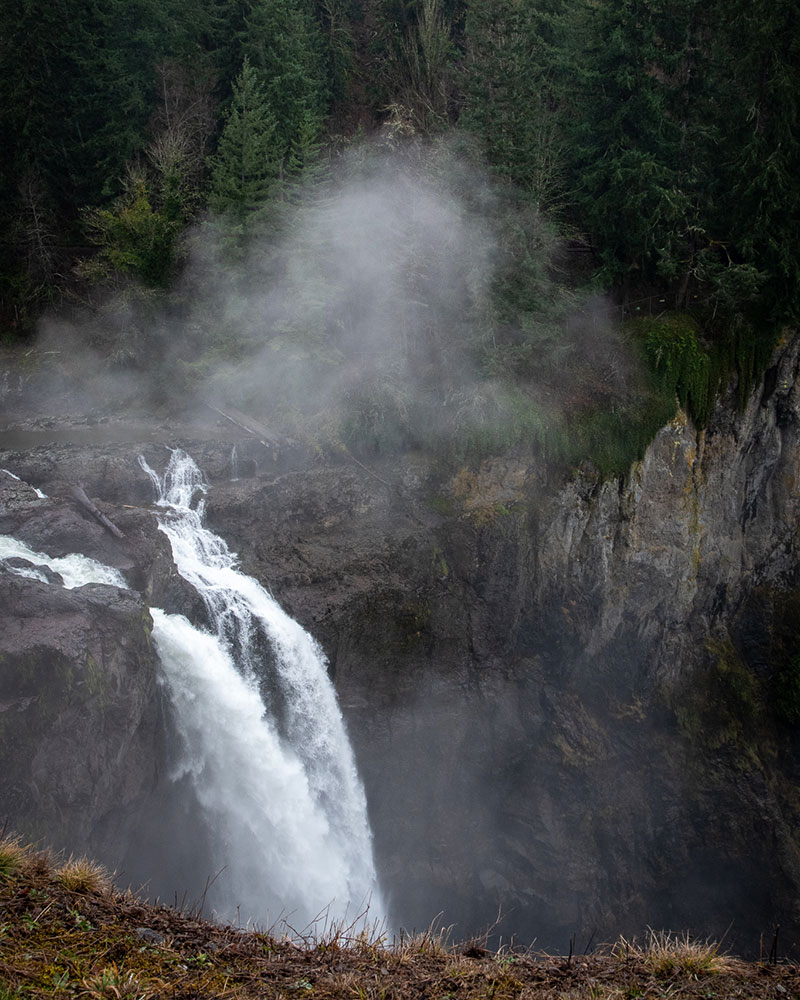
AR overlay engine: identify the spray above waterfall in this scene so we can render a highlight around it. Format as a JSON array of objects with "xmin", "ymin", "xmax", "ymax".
[
  {"xmin": 21, "ymin": 139, "xmax": 643, "ymax": 482},
  {"xmin": 139, "ymin": 448, "xmax": 383, "ymax": 928}
]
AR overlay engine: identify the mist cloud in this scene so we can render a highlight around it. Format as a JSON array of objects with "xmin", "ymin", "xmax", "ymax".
[{"xmin": 27, "ymin": 135, "xmax": 643, "ymax": 469}]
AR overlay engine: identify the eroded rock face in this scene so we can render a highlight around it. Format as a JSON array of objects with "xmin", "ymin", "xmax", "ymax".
[
  {"xmin": 0, "ymin": 464, "xmax": 182, "ymax": 869},
  {"xmin": 0, "ymin": 565, "xmax": 161, "ymax": 867},
  {"xmin": 1, "ymin": 338, "xmax": 800, "ymax": 954}
]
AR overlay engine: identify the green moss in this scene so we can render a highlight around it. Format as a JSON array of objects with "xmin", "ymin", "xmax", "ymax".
[
  {"xmin": 428, "ymin": 495, "xmax": 456, "ymax": 517},
  {"xmin": 432, "ymin": 547, "xmax": 449, "ymax": 579},
  {"xmin": 631, "ymin": 310, "xmax": 778, "ymax": 429},
  {"xmin": 84, "ymin": 652, "xmax": 107, "ymax": 708},
  {"xmin": 562, "ymin": 392, "xmax": 676, "ymax": 479}
]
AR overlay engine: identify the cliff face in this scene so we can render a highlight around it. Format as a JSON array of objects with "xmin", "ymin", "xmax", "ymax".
[
  {"xmin": 200, "ymin": 337, "xmax": 800, "ymax": 951},
  {"xmin": 2, "ymin": 338, "xmax": 800, "ymax": 953},
  {"xmin": 0, "ymin": 478, "xmax": 164, "ymax": 866}
]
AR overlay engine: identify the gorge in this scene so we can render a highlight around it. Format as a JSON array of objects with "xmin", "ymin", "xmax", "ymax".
[
  {"xmin": 0, "ymin": 0, "xmax": 798, "ymax": 969},
  {"xmin": 2, "ymin": 330, "xmax": 800, "ymax": 956}
]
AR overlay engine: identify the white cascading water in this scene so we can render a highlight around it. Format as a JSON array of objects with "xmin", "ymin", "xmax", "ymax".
[
  {"xmin": 0, "ymin": 535, "xmax": 125, "ymax": 588},
  {"xmin": 138, "ymin": 449, "xmax": 383, "ymax": 928}
]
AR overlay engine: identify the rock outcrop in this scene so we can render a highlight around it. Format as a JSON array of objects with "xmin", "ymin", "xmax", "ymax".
[{"xmin": 0, "ymin": 476, "xmax": 164, "ymax": 868}]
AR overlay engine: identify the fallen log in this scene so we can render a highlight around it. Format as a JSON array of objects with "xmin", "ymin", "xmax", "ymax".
[
  {"xmin": 206, "ymin": 404, "xmax": 280, "ymax": 448},
  {"xmin": 68, "ymin": 484, "xmax": 125, "ymax": 539}
]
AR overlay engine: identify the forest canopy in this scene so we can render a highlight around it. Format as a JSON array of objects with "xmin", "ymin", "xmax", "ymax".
[{"xmin": 1, "ymin": 0, "xmax": 797, "ymax": 469}]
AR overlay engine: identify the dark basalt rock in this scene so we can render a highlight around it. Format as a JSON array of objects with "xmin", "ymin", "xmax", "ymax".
[
  {"xmin": 0, "ymin": 571, "xmax": 162, "ymax": 868},
  {"xmin": 1, "ymin": 556, "xmax": 64, "ymax": 585}
]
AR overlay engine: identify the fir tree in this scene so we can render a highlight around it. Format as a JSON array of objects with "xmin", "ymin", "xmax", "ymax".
[
  {"xmin": 461, "ymin": 0, "xmax": 568, "ymax": 209},
  {"xmin": 208, "ymin": 57, "xmax": 282, "ymax": 222},
  {"xmin": 244, "ymin": 0, "xmax": 327, "ymax": 150},
  {"xmin": 567, "ymin": 0, "xmax": 691, "ymax": 289},
  {"xmin": 709, "ymin": 0, "xmax": 800, "ymax": 324}
]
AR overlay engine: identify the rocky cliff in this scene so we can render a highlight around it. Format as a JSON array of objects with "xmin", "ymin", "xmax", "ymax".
[
  {"xmin": 0, "ymin": 475, "xmax": 163, "ymax": 867},
  {"xmin": 2, "ymin": 336, "xmax": 800, "ymax": 954}
]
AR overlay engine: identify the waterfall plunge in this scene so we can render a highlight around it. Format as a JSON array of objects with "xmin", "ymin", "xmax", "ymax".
[{"xmin": 139, "ymin": 449, "xmax": 383, "ymax": 929}]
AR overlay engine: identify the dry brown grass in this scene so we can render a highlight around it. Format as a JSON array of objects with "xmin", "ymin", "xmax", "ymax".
[
  {"xmin": 80, "ymin": 962, "xmax": 156, "ymax": 999},
  {"xmin": 55, "ymin": 856, "xmax": 114, "ymax": 895},
  {"xmin": 0, "ymin": 836, "xmax": 794, "ymax": 1000},
  {"xmin": 392, "ymin": 917, "xmax": 455, "ymax": 958},
  {"xmin": 613, "ymin": 928, "xmax": 737, "ymax": 977},
  {"xmin": 0, "ymin": 834, "xmax": 32, "ymax": 880}
]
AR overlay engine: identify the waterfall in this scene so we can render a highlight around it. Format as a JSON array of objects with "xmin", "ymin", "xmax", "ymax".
[
  {"xmin": 2, "ymin": 451, "xmax": 383, "ymax": 929},
  {"xmin": 139, "ymin": 449, "xmax": 383, "ymax": 928}
]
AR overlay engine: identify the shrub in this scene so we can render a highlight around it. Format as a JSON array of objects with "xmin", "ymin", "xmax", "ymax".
[
  {"xmin": 635, "ymin": 313, "xmax": 717, "ymax": 426},
  {"xmin": 562, "ymin": 392, "xmax": 676, "ymax": 479},
  {"xmin": 81, "ymin": 171, "xmax": 182, "ymax": 288},
  {"xmin": 340, "ymin": 369, "xmax": 416, "ymax": 457}
]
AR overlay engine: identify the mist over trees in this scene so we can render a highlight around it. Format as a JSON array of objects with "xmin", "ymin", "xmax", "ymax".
[{"xmin": 1, "ymin": 0, "xmax": 798, "ymax": 465}]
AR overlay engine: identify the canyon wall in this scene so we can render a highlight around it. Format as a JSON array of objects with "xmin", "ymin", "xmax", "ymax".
[{"xmin": 2, "ymin": 336, "xmax": 800, "ymax": 952}]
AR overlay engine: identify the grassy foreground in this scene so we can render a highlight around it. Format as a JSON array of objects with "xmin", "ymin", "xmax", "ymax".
[{"xmin": 0, "ymin": 836, "xmax": 796, "ymax": 1000}]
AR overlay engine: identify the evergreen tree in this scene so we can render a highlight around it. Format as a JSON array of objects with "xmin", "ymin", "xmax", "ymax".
[
  {"xmin": 461, "ymin": 0, "xmax": 568, "ymax": 208},
  {"xmin": 205, "ymin": 0, "xmax": 327, "ymax": 150},
  {"xmin": 567, "ymin": 0, "xmax": 694, "ymax": 290},
  {"xmin": 244, "ymin": 0, "xmax": 328, "ymax": 149},
  {"xmin": 0, "ymin": 0, "xmax": 200, "ymax": 217},
  {"xmin": 311, "ymin": 0, "xmax": 356, "ymax": 104},
  {"xmin": 709, "ymin": 0, "xmax": 800, "ymax": 325},
  {"xmin": 0, "ymin": 0, "xmax": 206, "ymax": 325},
  {"xmin": 208, "ymin": 57, "xmax": 283, "ymax": 222},
  {"xmin": 564, "ymin": 0, "xmax": 799, "ymax": 330},
  {"xmin": 285, "ymin": 109, "xmax": 326, "ymax": 185}
]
